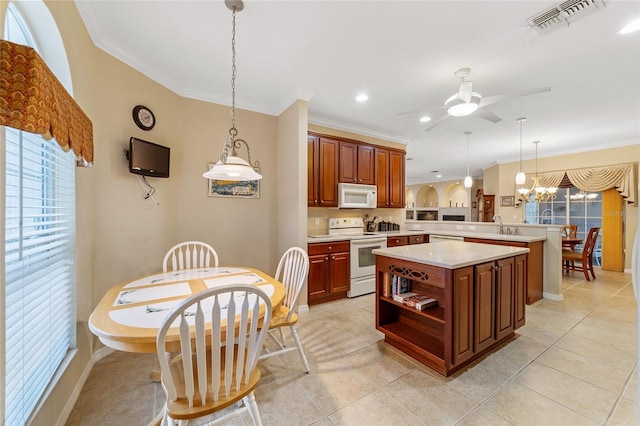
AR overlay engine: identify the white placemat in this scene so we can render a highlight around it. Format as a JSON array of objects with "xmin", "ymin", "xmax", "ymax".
[
  {"xmin": 113, "ymin": 282, "xmax": 192, "ymax": 306},
  {"xmin": 203, "ymin": 272, "xmax": 266, "ymax": 288},
  {"xmin": 123, "ymin": 267, "xmax": 251, "ymax": 288}
]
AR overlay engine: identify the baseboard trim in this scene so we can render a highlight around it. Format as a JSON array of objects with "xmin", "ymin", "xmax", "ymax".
[
  {"xmin": 54, "ymin": 346, "xmax": 115, "ymax": 426},
  {"xmin": 543, "ymin": 292, "xmax": 564, "ymax": 302},
  {"xmin": 298, "ymin": 304, "xmax": 309, "ymax": 314}
]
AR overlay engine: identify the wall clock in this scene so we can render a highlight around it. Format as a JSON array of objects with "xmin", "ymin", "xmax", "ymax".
[{"xmin": 132, "ymin": 105, "xmax": 155, "ymax": 131}]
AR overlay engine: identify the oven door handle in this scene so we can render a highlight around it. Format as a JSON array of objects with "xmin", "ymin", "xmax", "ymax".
[{"xmin": 350, "ymin": 237, "xmax": 387, "ymax": 245}]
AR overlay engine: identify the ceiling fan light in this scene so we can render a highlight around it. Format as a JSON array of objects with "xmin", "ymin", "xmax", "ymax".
[
  {"xmin": 445, "ymin": 92, "xmax": 481, "ymax": 117},
  {"xmin": 515, "ymin": 171, "xmax": 526, "ymax": 185}
]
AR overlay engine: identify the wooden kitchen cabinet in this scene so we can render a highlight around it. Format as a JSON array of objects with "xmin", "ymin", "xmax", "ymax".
[
  {"xmin": 308, "ymin": 135, "xmax": 339, "ymax": 207},
  {"xmin": 464, "ymin": 237, "xmax": 542, "ymax": 305},
  {"xmin": 308, "ymin": 241, "xmax": 350, "ymax": 305},
  {"xmin": 376, "ymin": 252, "xmax": 526, "ymax": 376},
  {"xmin": 339, "ymin": 141, "xmax": 375, "ymax": 185},
  {"xmin": 387, "ymin": 234, "xmax": 427, "ymax": 247},
  {"xmin": 375, "ymin": 148, "xmax": 405, "ymax": 208}
]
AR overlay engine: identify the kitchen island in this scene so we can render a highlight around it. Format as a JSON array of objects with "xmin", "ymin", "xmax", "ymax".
[{"xmin": 373, "ymin": 240, "xmax": 529, "ymax": 376}]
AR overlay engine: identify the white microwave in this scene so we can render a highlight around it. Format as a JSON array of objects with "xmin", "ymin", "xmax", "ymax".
[{"xmin": 338, "ymin": 183, "xmax": 377, "ymax": 209}]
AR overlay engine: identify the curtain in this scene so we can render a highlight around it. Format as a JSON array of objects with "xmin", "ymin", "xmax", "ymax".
[
  {"xmin": 535, "ymin": 163, "xmax": 637, "ymax": 205},
  {"xmin": 0, "ymin": 39, "xmax": 93, "ymax": 165}
]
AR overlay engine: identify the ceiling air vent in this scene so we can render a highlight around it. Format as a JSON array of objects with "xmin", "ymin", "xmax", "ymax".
[{"xmin": 527, "ymin": 0, "xmax": 606, "ymax": 35}]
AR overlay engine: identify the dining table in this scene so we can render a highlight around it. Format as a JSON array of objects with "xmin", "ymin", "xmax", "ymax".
[
  {"xmin": 562, "ymin": 236, "xmax": 584, "ymax": 251},
  {"xmin": 88, "ymin": 266, "xmax": 286, "ymax": 354}
]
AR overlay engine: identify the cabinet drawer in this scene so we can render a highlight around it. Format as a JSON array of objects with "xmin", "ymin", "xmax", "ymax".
[
  {"xmin": 308, "ymin": 241, "xmax": 350, "ymax": 255},
  {"xmin": 408, "ymin": 234, "xmax": 426, "ymax": 244},
  {"xmin": 387, "ymin": 236, "xmax": 409, "ymax": 247}
]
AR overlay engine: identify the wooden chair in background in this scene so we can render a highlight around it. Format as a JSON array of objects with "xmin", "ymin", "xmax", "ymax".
[
  {"xmin": 156, "ymin": 285, "xmax": 272, "ymax": 425},
  {"xmin": 163, "ymin": 241, "xmax": 219, "ymax": 272},
  {"xmin": 562, "ymin": 224, "xmax": 578, "ymax": 239},
  {"xmin": 562, "ymin": 227, "xmax": 600, "ymax": 281},
  {"xmin": 259, "ymin": 247, "xmax": 311, "ymax": 373}
]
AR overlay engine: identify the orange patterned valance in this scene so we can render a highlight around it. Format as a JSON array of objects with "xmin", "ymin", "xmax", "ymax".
[{"xmin": 0, "ymin": 39, "xmax": 93, "ymax": 165}]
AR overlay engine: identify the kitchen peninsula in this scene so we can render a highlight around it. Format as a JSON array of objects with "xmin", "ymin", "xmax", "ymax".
[{"xmin": 373, "ymin": 240, "xmax": 529, "ymax": 376}]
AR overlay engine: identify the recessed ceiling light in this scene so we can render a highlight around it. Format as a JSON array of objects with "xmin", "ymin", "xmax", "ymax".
[
  {"xmin": 619, "ymin": 18, "xmax": 640, "ymax": 34},
  {"xmin": 436, "ymin": 174, "xmax": 442, "ymax": 178},
  {"xmin": 355, "ymin": 93, "xmax": 368, "ymax": 102},
  {"xmin": 419, "ymin": 116, "xmax": 431, "ymax": 123}
]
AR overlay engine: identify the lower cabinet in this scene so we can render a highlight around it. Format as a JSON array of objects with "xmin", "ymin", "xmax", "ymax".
[
  {"xmin": 376, "ymin": 253, "xmax": 526, "ymax": 376},
  {"xmin": 387, "ymin": 234, "xmax": 428, "ymax": 247},
  {"xmin": 308, "ymin": 241, "xmax": 350, "ymax": 305}
]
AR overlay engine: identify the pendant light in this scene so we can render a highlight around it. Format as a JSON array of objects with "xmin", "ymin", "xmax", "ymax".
[
  {"xmin": 203, "ymin": 0, "xmax": 262, "ymax": 182},
  {"xmin": 515, "ymin": 117, "xmax": 526, "ymax": 185},
  {"xmin": 464, "ymin": 131, "xmax": 473, "ymax": 188}
]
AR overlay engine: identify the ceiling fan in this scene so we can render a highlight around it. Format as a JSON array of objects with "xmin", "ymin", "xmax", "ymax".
[{"xmin": 398, "ymin": 67, "xmax": 550, "ymax": 131}]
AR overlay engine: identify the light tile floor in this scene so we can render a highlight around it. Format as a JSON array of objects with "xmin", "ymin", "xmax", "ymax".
[{"xmin": 67, "ymin": 269, "xmax": 638, "ymax": 425}]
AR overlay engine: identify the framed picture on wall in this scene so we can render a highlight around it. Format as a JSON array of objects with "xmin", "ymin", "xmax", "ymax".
[
  {"xmin": 500, "ymin": 195, "xmax": 515, "ymax": 207},
  {"xmin": 207, "ymin": 163, "xmax": 260, "ymax": 198}
]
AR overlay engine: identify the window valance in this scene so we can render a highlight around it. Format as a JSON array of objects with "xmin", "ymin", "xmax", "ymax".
[
  {"xmin": 0, "ymin": 39, "xmax": 93, "ymax": 165},
  {"xmin": 535, "ymin": 163, "xmax": 637, "ymax": 205}
]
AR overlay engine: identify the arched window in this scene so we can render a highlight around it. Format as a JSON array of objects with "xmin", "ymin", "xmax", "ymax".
[{"xmin": 3, "ymin": 3, "xmax": 76, "ymax": 425}]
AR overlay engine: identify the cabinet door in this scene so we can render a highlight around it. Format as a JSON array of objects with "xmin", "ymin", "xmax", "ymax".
[
  {"xmin": 339, "ymin": 141, "xmax": 358, "ymax": 183},
  {"xmin": 318, "ymin": 137, "xmax": 339, "ymax": 207},
  {"xmin": 357, "ymin": 145, "xmax": 375, "ymax": 185},
  {"xmin": 329, "ymin": 251, "xmax": 350, "ymax": 293},
  {"xmin": 308, "ymin": 136, "xmax": 318, "ymax": 206},
  {"xmin": 375, "ymin": 148, "xmax": 390, "ymax": 207},
  {"xmin": 452, "ymin": 266, "xmax": 474, "ymax": 366},
  {"xmin": 495, "ymin": 257, "xmax": 515, "ymax": 340},
  {"xmin": 474, "ymin": 261, "xmax": 496, "ymax": 353},
  {"xmin": 388, "ymin": 150, "xmax": 405, "ymax": 207},
  {"xmin": 308, "ymin": 253, "xmax": 329, "ymax": 300},
  {"xmin": 513, "ymin": 254, "xmax": 527, "ymax": 329}
]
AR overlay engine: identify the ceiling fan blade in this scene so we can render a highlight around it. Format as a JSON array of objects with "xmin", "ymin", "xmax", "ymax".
[
  {"xmin": 424, "ymin": 114, "xmax": 450, "ymax": 131},
  {"xmin": 458, "ymin": 81, "xmax": 473, "ymax": 103},
  {"xmin": 475, "ymin": 107, "xmax": 503, "ymax": 123},
  {"xmin": 479, "ymin": 87, "xmax": 551, "ymax": 108},
  {"xmin": 396, "ymin": 107, "xmax": 431, "ymax": 116}
]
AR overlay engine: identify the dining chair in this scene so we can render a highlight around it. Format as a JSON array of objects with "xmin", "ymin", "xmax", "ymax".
[
  {"xmin": 156, "ymin": 284, "xmax": 272, "ymax": 425},
  {"xmin": 562, "ymin": 224, "xmax": 578, "ymax": 239},
  {"xmin": 562, "ymin": 227, "xmax": 600, "ymax": 281},
  {"xmin": 163, "ymin": 241, "xmax": 219, "ymax": 272},
  {"xmin": 258, "ymin": 247, "xmax": 310, "ymax": 373}
]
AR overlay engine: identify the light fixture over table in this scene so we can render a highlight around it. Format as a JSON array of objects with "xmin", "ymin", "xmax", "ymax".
[
  {"xmin": 515, "ymin": 117, "xmax": 526, "ymax": 186},
  {"xmin": 203, "ymin": 0, "xmax": 262, "ymax": 182},
  {"xmin": 517, "ymin": 140, "xmax": 558, "ymax": 203}
]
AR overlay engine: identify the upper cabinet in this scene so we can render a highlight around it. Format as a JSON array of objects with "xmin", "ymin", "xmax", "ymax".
[
  {"xmin": 339, "ymin": 142, "xmax": 375, "ymax": 185},
  {"xmin": 308, "ymin": 135, "xmax": 339, "ymax": 207},
  {"xmin": 375, "ymin": 147, "xmax": 405, "ymax": 208},
  {"xmin": 308, "ymin": 132, "xmax": 405, "ymax": 208}
]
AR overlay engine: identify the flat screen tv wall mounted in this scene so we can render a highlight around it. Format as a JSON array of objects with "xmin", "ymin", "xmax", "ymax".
[{"xmin": 127, "ymin": 137, "xmax": 170, "ymax": 178}]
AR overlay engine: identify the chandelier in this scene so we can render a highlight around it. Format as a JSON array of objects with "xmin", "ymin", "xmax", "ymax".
[
  {"xmin": 517, "ymin": 140, "xmax": 557, "ymax": 202},
  {"xmin": 203, "ymin": 0, "xmax": 262, "ymax": 182}
]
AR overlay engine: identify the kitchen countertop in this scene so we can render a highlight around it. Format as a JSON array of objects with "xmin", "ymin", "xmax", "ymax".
[
  {"xmin": 307, "ymin": 229, "xmax": 545, "ymax": 244},
  {"xmin": 372, "ymin": 240, "xmax": 530, "ymax": 269}
]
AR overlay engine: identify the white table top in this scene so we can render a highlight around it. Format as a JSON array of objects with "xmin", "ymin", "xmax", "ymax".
[{"xmin": 372, "ymin": 240, "xmax": 530, "ymax": 269}]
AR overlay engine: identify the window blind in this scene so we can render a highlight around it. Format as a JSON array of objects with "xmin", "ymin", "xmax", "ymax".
[{"xmin": 4, "ymin": 126, "xmax": 76, "ymax": 425}]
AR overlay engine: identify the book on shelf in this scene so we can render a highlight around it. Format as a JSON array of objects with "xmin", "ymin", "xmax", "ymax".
[
  {"xmin": 402, "ymin": 295, "xmax": 437, "ymax": 311},
  {"xmin": 389, "ymin": 275, "xmax": 411, "ymax": 297},
  {"xmin": 392, "ymin": 292, "xmax": 417, "ymax": 303}
]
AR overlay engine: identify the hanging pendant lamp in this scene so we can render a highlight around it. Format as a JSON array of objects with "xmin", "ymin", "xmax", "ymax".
[
  {"xmin": 515, "ymin": 117, "xmax": 526, "ymax": 185},
  {"xmin": 518, "ymin": 140, "xmax": 557, "ymax": 202},
  {"xmin": 464, "ymin": 131, "xmax": 473, "ymax": 188},
  {"xmin": 203, "ymin": 0, "xmax": 262, "ymax": 182}
]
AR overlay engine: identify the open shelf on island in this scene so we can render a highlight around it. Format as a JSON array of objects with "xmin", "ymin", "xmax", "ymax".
[{"xmin": 380, "ymin": 296, "xmax": 445, "ymax": 324}]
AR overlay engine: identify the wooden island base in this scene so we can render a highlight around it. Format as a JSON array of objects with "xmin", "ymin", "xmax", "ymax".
[{"xmin": 374, "ymin": 242, "xmax": 527, "ymax": 377}]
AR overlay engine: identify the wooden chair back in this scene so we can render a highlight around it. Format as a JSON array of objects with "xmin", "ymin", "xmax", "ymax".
[
  {"xmin": 275, "ymin": 247, "xmax": 309, "ymax": 322},
  {"xmin": 562, "ymin": 225, "xmax": 578, "ymax": 238},
  {"xmin": 582, "ymin": 227, "xmax": 600, "ymax": 260},
  {"xmin": 163, "ymin": 241, "xmax": 219, "ymax": 272},
  {"xmin": 156, "ymin": 285, "xmax": 272, "ymax": 411}
]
